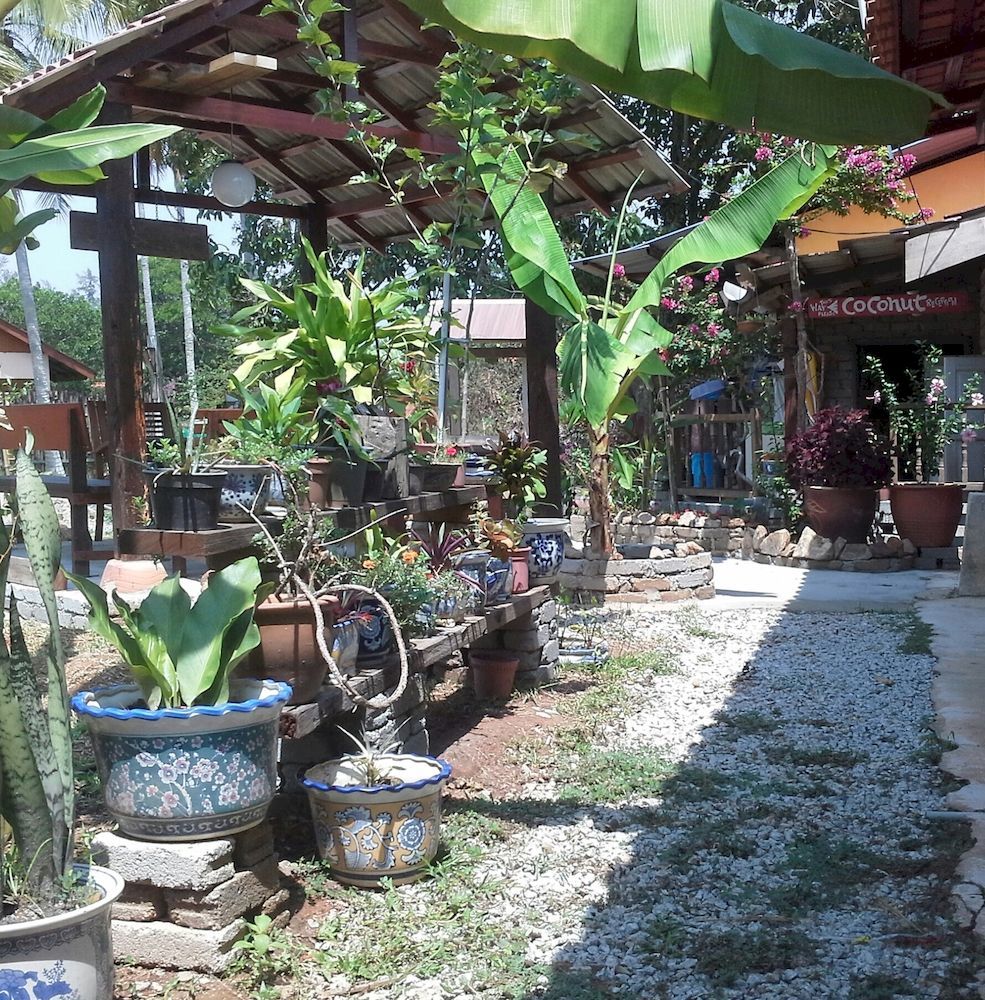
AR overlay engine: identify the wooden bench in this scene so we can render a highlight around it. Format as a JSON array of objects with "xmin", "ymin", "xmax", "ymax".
[{"xmin": 0, "ymin": 403, "xmax": 112, "ymax": 576}]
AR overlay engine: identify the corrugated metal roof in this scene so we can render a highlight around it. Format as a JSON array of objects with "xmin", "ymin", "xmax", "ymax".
[{"xmin": 2, "ymin": 0, "xmax": 687, "ymax": 247}]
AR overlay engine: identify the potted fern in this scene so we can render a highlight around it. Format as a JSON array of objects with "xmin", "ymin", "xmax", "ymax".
[
  {"xmin": 0, "ymin": 447, "xmax": 124, "ymax": 997},
  {"xmin": 67, "ymin": 558, "xmax": 291, "ymax": 841}
]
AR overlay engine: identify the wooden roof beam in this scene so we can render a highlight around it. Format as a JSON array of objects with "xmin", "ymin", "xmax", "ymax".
[
  {"xmin": 325, "ymin": 183, "xmax": 451, "ymax": 220},
  {"xmin": 236, "ymin": 134, "xmax": 320, "ymax": 202},
  {"xmin": 567, "ymin": 144, "xmax": 644, "ymax": 173},
  {"xmin": 105, "ymin": 82, "xmax": 460, "ymax": 155},
  {"xmin": 566, "ymin": 173, "xmax": 613, "ymax": 216}
]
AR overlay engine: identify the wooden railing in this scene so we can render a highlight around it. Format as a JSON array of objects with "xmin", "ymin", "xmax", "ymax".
[{"xmin": 667, "ymin": 411, "xmax": 762, "ymax": 500}]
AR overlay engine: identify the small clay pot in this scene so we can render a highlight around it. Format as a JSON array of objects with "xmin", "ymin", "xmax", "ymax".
[
  {"xmin": 510, "ymin": 546, "xmax": 531, "ymax": 594},
  {"xmin": 469, "ymin": 649, "xmax": 519, "ymax": 700}
]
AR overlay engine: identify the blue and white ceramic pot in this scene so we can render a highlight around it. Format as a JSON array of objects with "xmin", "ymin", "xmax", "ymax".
[
  {"xmin": 485, "ymin": 556, "xmax": 513, "ymax": 604},
  {"xmin": 520, "ymin": 518, "xmax": 569, "ymax": 585},
  {"xmin": 0, "ymin": 864, "xmax": 123, "ymax": 1000},
  {"xmin": 349, "ymin": 598, "xmax": 396, "ymax": 667},
  {"xmin": 451, "ymin": 550, "xmax": 489, "ymax": 613},
  {"xmin": 218, "ymin": 464, "xmax": 273, "ymax": 522},
  {"xmin": 331, "ymin": 616, "xmax": 362, "ymax": 675},
  {"xmin": 72, "ymin": 679, "xmax": 291, "ymax": 842},
  {"xmin": 303, "ymin": 754, "xmax": 451, "ymax": 887}
]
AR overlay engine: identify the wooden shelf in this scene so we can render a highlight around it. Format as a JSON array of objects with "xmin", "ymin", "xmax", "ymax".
[
  {"xmin": 324, "ymin": 486, "xmax": 485, "ymax": 529},
  {"xmin": 280, "ymin": 584, "xmax": 556, "ymax": 740}
]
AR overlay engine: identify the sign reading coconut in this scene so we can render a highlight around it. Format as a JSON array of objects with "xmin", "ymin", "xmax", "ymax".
[{"xmin": 806, "ymin": 291, "xmax": 971, "ymax": 320}]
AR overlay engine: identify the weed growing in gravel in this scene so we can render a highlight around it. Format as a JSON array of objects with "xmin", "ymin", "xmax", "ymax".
[
  {"xmin": 642, "ymin": 913, "xmax": 687, "ymax": 957},
  {"xmin": 678, "ymin": 607, "xmax": 718, "ymax": 639},
  {"xmin": 694, "ymin": 927, "xmax": 817, "ymax": 987},
  {"xmin": 662, "ymin": 818, "xmax": 757, "ymax": 870},
  {"xmin": 607, "ymin": 650, "xmax": 679, "ymax": 675},
  {"xmin": 764, "ymin": 742, "xmax": 869, "ymax": 769},
  {"xmin": 848, "ymin": 972, "xmax": 919, "ymax": 999},
  {"xmin": 717, "ymin": 710, "xmax": 780, "ymax": 737},
  {"xmin": 557, "ymin": 747, "xmax": 675, "ymax": 804},
  {"xmin": 911, "ymin": 719, "xmax": 958, "ymax": 766},
  {"xmin": 894, "ymin": 611, "xmax": 935, "ymax": 655}
]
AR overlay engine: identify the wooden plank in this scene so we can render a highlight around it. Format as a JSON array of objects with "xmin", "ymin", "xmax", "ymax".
[
  {"xmin": 117, "ymin": 523, "xmax": 264, "ymax": 558},
  {"xmin": 281, "ymin": 585, "xmax": 557, "ymax": 739},
  {"xmin": 70, "ymin": 211, "xmax": 210, "ymax": 261},
  {"xmin": 186, "ymin": 52, "xmax": 277, "ymax": 94}
]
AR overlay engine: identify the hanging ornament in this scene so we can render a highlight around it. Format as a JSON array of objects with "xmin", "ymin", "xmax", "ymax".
[{"xmin": 211, "ymin": 160, "xmax": 256, "ymax": 208}]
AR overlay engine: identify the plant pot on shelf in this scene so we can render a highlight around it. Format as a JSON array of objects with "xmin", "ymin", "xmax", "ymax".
[
  {"xmin": 802, "ymin": 486, "xmax": 877, "ymax": 544},
  {"xmin": 510, "ymin": 546, "xmax": 531, "ymax": 594},
  {"xmin": 72, "ymin": 679, "xmax": 291, "ymax": 841},
  {"xmin": 469, "ymin": 649, "xmax": 520, "ymax": 699},
  {"xmin": 451, "ymin": 549, "xmax": 489, "ymax": 614},
  {"xmin": 331, "ymin": 615, "xmax": 362, "ymax": 676},
  {"xmin": 408, "ymin": 463, "xmax": 459, "ymax": 494},
  {"xmin": 520, "ymin": 517, "xmax": 569, "ymax": 585},
  {"xmin": 0, "ymin": 864, "xmax": 124, "ymax": 1000},
  {"xmin": 245, "ymin": 595, "xmax": 342, "ymax": 704},
  {"xmin": 218, "ymin": 464, "xmax": 273, "ymax": 523},
  {"xmin": 889, "ymin": 482, "xmax": 965, "ymax": 549},
  {"xmin": 307, "ymin": 451, "xmax": 367, "ymax": 509},
  {"xmin": 485, "ymin": 556, "xmax": 513, "ymax": 604},
  {"xmin": 486, "ymin": 490, "xmax": 505, "ymax": 519},
  {"xmin": 302, "ymin": 754, "xmax": 451, "ymax": 887},
  {"xmin": 145, "ymin": 468, "xmax": 226, "ymax": 531}
]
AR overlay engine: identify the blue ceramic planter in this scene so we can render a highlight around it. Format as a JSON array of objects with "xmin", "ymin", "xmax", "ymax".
[
  {"xmin": 218, "ymin": 464, "xmax": 272, "ymax": 522},
  {"xmin": 331, "ymin": 616, "xmax": 361, "ymax": 674},
  {"xmin": 0, "ymin": 865, "xmax": 123, "ymax": 1000},
  {"xmin": 485, "ymin": 556, "xmax": 513, "ymax": 604},
  {"xmin": 72, "ymin": 679, "xmax": 291, "ymax": 842},
  {"xmin": 451, "ymin": 550, "xmax": 488, "ymax": 612},
  {"xmin": 521, "ymin": 518, "xmax": 568, "ymax": 585}
]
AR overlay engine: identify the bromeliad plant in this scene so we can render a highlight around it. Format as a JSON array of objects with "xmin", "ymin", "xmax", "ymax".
[
  {"xmin": 66, "ymin": 559, "xmax": 265, "ymax": 711},
  {"xmin": 485, "ymin": 430, "xmax": 547, "ymax": 519}
]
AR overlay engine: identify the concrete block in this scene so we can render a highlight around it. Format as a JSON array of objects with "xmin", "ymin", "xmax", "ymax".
[
  {"xmin": 167, "ymin": 858, "xmax": 282, "ymax": 931},
  {"xmin": 502, "ymin": 624, "xmax": 551, "ymax": 650},
  {"xmin": 233, "ymin": 824, "xmax": 275, "ymax": 869},
  {"xmin": 631, "ymin": 578, "xmax": 671, "ymax": 592},
  {"xmin": 694, "ymin": 585, "xmax": 716, "ymax": 599},
  {"xmin": 660, "ymin": 590, "xmax": 691, "ymax": 602},
  {"xmin": 538, "ymin": 600, "xmax": 557, "ymax": 624},
  {"xmin": 114, "ymin": 885, "xmax": 167, "ymax": 923},
  {"xmin": 674, "ymin": 571, "xmax": 712, "ymax": 589},
  {"xmin": 92, "ymin": 831, "xmax": 233, "ymax": 890},
  {"xmin": 840, "ymin": 543, "xmax": 872, "ymax": 562},
  {"xmin": 539, "ymin": 639, "xmax": 559, "ymax": 663},
  {"xmin": 112, "ymin": 916, "xmax": 246, "ymax": 974}
]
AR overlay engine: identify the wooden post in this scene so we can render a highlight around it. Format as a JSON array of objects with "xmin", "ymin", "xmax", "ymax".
[
  {"xmin": 782, "ymin": 317, "xmax": 800, "ymax": 447},
  {"xmin": 523, "ymin": 297, "xmax": 563, "ymax": 515},
  {"xmin": 299, "ymin": 202, "xmax": 329, "ymax": 282},
  {"xmin": 96, "ymin": 103, "xmax": 145, "ymax": 538}
]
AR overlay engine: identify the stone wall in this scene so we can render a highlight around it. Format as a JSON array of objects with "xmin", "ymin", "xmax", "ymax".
[
  {"xmin": 467, "ymin": 598, "xmax": 561, "ymax": 688},
  {"xmin": 559, "ymin": 550, "xmax": 714, "ymax": 602},
  {"xmin": 741, "ymin": 525, "xmax": 917, "ymax": 572}
]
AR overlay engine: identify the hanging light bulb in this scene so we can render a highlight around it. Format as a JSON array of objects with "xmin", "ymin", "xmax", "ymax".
[{"xmin": 211, "ymin": 160, "xmax": 256, "ymax": 208}]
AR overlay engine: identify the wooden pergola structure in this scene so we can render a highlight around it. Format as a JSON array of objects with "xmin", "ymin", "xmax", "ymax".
[
  {"xmin": 2, "ymin": 0, "xmax": 686, "ymax": 534},
  {"xmin": 865, "ymin": 0, "xmax": 985, "ymax": 138}
]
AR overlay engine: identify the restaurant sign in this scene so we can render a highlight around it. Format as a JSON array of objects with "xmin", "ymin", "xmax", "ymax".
[{"xmin": 806, "ymin": 291, "xmax": 971, "ymax": 320}]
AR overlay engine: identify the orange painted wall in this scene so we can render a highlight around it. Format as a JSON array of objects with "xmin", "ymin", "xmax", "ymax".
[{"xmin": 796, "ymin": 152, "xmax": 985, "ymax": 255}]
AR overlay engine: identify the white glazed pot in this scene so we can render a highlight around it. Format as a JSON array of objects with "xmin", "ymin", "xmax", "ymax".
[
  {"xmin": 520, "ymin": 517, "xmax": 569, "ymax": 585},
  {"xmin": 0, "ymin": 864, "xmax": 124, "ymax": 999}
]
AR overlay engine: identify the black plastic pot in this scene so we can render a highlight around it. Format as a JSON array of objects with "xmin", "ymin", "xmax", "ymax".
[
  {"xmin": 145, "ymin": 469, "xmax": 227, "ymax": 531},
  {"xmin": 409, "ymin": 463, "xmax": 459, "ymax": 494},
  {"xmin": 307, "ymin": 452, "xmax": 367, "ymax": 508}
]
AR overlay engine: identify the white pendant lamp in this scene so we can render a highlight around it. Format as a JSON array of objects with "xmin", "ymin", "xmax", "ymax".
[{"xmin": 211, "ymin": 160, "xmax": 256, "ymax": 208}]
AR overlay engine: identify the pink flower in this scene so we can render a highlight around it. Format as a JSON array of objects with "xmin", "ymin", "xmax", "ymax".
[
  {"xmin": 444, "ymin": 445, "xmax": 458, "ymax": 457},
  {"xmin": 316, "ymin": 378, "xmax": 343, "ymax": 395},
  {"xmin": 798, "ymin": 226, "xmax": 812, "ymax": 239},
  {"xmin": 705, "ymin": 268, "xmax": 721, "ymax": 285},
  {"xmin": 754, "ymin": 146, "xmax": 773, "ymax": 162},
  {"xmin": 678, "ymin": 275, "xmax": 694, "ymax": 292},
  {"xmin": 919, "ymin": 207, "xmax": 935, "ymax": 220},
  {"xmin": 688, "ymin": 324, "xmax": 700, "ymax": 334},
  {"xmin": 161, "ymin": 791, "xmax": 179, "ymax": 809},
  {"xmin": 868, "ymin": 390, "xmax": 882, "ymax": 405},
  {"xmin": 971, "ymin": 393, "xmax": 984, "ymax": 407},
  {"xmin": 931, "ymin": 377, "xmax": 946, "ymax": 393},
  {"xmin": 899, "ymin": 152, "xmax": 917, "ymax": 172},
  {"xmin": 925, "ymin": 393, "xmax": 937, "ymax": 405},
  {"xmin": 706, "ymin": 322, "xmax": 721, "ymax": 337},
  {"xmin": 660, "ymin": 296, "xmax": 680, "ymax": 311},
  {"xmin": 707, "ymin": 293, "xmax": 720, "ymax": 306},
  {"xmin": 402, "ymin": 359, "xmax": 417, "ymax": 373},
  {"xmin": 962, "ymin": 427, "xmax": 978, "ymax": 444},
  {"xmin": 787, "ymin": 300, "xmax": 804, "ymax": 314},
  {"xmin": 659, "ymin": 349, "xmax": 671, "ymax": 362},
  {"xmin": 612, "ymin": 263, "xmax": 626, "ymax": 280}
]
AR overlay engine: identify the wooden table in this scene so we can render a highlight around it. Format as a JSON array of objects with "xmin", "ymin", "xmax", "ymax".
[{"xmin": 280, "ymin": 584, "xmax": 555, "ymax": 739}]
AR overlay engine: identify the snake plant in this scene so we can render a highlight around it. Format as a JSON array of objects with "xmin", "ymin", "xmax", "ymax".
[{"xmin": 0, "ymin": 446, "xmax": 75, "ymax": 910}]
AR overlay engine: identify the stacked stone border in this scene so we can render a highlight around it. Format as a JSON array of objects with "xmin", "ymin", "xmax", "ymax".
[
  {"xmin": 559, "ymin": 550, "xmax": 715, "ymax": 602},
  {"xmin": 741, "ymin": 525, "xmax": 917, "ymax": 572}
]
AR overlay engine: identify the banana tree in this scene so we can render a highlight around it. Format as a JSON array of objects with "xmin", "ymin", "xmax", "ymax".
[
  {"xmin": 479, "ymin": 142, "xmax": 837, "ymax": 552},
  {"xmin": 0, "ymin": 83, "xmax": 179, "ymax": 252},
  {"xmin": 402, "ymin": 0, "xmax": 944, "ymax": 145}
]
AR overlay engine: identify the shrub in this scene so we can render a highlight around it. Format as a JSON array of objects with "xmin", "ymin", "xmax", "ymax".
[{"xmin": 787, "ymin": 408, "xmax": 892, "ymax": 489}]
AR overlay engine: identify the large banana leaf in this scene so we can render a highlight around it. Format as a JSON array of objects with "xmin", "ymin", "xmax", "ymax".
[{"xmin": 404, "ymin": 0, "xmax": 945, "ymax": 144}]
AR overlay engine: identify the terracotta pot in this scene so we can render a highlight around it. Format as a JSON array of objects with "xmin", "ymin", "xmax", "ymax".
[
  {"xmin": 486, "ymin": 491, "xmax": 505, "ymax": 519},
  {"xmin": 469, "ymin": 649, "xmax": 519, "ymax": 699},
  {"xmin": 510, "ymin": 546, "xmax": 531, "ymax": 594},
  {"xmin": 248, "ymin": 595, "xmax": 341, "ymax": 704},
  {"xmin": 889, "ymin": 483, "xmax": 965, "ymax": 549},
  {"xmin": 803, "ymin": 486, "xmax": 877, "ymax": 544}
]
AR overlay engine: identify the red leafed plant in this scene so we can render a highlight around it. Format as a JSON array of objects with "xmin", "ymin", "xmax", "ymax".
[{"xmin": 787, "ymin": 408, "xmax": 892, "ymax": 490}]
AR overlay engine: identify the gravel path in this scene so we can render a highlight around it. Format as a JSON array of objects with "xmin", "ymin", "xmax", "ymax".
[{"xmin": 368, "ymin": 606, "xmax": 982, "ymax": 999}]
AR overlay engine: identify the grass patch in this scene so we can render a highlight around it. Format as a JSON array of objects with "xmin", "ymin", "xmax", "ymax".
[
  {"xmin": 662, "ymin": 818, "xmax": 757, "ymax": 870},
  {"xmin": 764, "ymin": 743, "xmax": 868, "ymax": 769},
  {"xmin": 642, "ymin": 913, "xmax": 688, "ymax": 958},
  {"xmin": 607, "ymin": 650, "xmax": 678, "ymax": 676},
  {"xmin": 694, "ymin": 928, "xmax": 817, "ymax": 987},
  {"xmin": 557, "ymin": 748, "xmax": 675, "ymax": 804},
  {"xmin": 896, "ymin": 611, "xmax": 934, "ymax": 656},
  {"xmin": 849, "ymin": 973, "xmax": 918, "ymax": 999},
  {"xmin": 678, "ymin": 608, "xmax": 718, "ymax": 640},
  {"xmin": 718, "ymin": 710, "xmax": 780, "ymax": 737}
]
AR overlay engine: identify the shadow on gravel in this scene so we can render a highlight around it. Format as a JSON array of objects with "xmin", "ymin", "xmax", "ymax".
[{"xmin": 449, "ymin": 608, "xmax": 984, "ymax": 999}]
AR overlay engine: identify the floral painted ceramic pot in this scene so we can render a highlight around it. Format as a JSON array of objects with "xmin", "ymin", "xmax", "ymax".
[
  {"xmin": 348, "ymin": 597, "xmax": 396, "ymax": 667},
  {"xmin": 72, "ymin": 679, "xmax": 291, "ymax": 841},
  {"xmin": 218, "ymin": 464, "xmax": 273, "ymax": 522},
  {"xmin": 521, "ymin": 517, "xmax": 569, "ymax": 585},
  {"xmin": 0, "ymin": 864, "xmax": 123, "ymax": 1000},
  {"xmin": 302, "ymin": 754, "xmax": 451, "ymax": 887},
  {"xmin": 331, "ymin": 616, "xmax": 361, "ymax": 675},
  {"xmin": 485, "ymin": 556, "xmax": 513, "ymax": 604},
  {"xmin": 451, "ymin": 550, "xmax": 489, "ymax": 612}
]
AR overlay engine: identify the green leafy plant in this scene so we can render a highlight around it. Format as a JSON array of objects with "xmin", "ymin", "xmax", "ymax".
[
  {"xmin": 0, "ymin": 444, "xmax": 75, "ymax": 912},
  {"xmin": 485, "ymin": 431, "xmax": 547, "ymax": 517},
  {"xmin": 66, "ymin": 558, "xmax": 264, "ymax": 710},
  {"xmin": 478, "ymin": 517, "xmax": 522, "ymax": 558},
  {"xmin": 230, "ymin": 913, "xmax": 297, "ymax": 995},
  {"xmin": 865, "ymin": 344, "xmax": 981, "ymax": 481}
]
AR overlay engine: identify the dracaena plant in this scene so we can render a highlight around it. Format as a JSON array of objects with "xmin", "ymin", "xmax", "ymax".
[
  {"xmin": 66, "ymin": 559, "xmax": 265, "ymax": 711},
  {"xmin": 0, "ymin": 446, "xmax": 76, "ymax": 911}
]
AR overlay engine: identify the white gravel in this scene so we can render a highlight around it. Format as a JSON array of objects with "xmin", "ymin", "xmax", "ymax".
[{"xmin": 365, "ymin": 606, "xmax": 982, "ymax": 999}]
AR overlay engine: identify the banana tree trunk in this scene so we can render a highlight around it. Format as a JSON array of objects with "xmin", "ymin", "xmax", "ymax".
[
  {"xmin": 15, "ymin": 241, "xmax": 64, "ymax": 476},
  {"xmin": 587, "ymin": 425, "xmax": 614, "ymax": 555}
]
